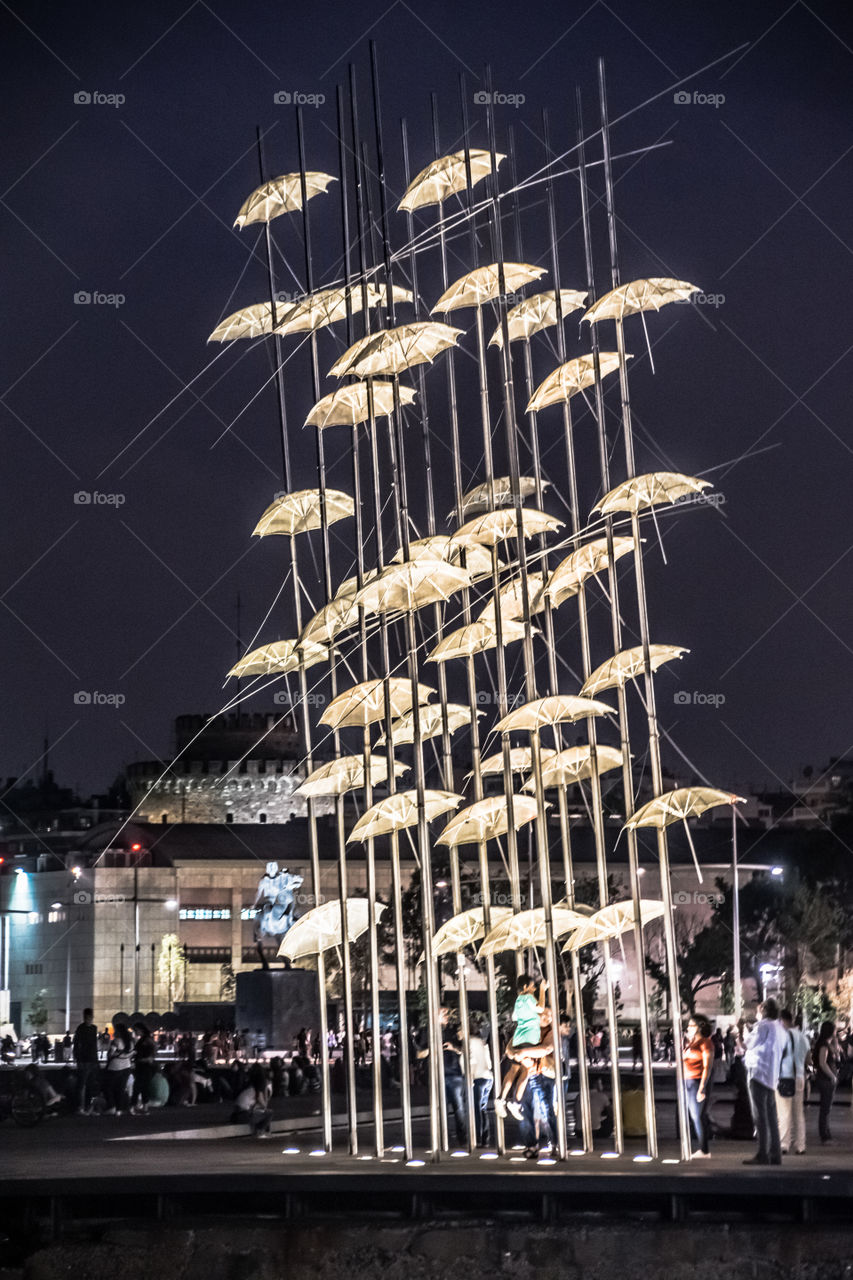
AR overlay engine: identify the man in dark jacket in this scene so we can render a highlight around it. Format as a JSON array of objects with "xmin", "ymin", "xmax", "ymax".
[{"xmin": 72, "ymin": 1008, "xmax": 100, "ymax": 1114}]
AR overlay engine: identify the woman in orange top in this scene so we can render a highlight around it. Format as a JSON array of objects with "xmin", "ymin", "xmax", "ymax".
[{"xmin": 683, "ymin": 1015, "xmax": 715, "ymax": 1158}]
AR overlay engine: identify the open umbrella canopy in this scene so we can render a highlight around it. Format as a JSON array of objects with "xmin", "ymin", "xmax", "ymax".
[
  {"xmin": 295, "ymin": 755, "xmax": 409, "ymax": 798},
  {"xmin": 477, "ymin": 746, "xmax": 557, "ymax": 777},
  {"xmin": 354, "ymin": 559, "xmax": 472, "ymax": 617},
  {"xmin": 523, "ymin": 744, "xmax": 623, "ymax": 790},
  {"xmin": 277, "ymin": 284, "xmax": 413, "ymax": 336},
  {"xmin": 545, "ymin": 536, "xmax": 635, "ymax": 606},
  {"xmin": 451, "ymin": 508, "xmax": 564, "ymax": 547},
  {"xmin": 253, "ymin": 489, "xmax": 354, "ymax": 537},
  {"xmin": 299, "ymin": 574, "xmax": 370, "ymax": 646},
  {"xmin": 208, "ymin": 300, "xmax": 298, "ymax": 343},
  {"xmin": 526, "ymin": 352, "xmax": 624, "ymax": 412},
  {"xmin": 377, "ymin": 702, "xmax": 479, "ymax": 747},
  {"xmin": 477, "ymin": 572, "xmax": 548, "ymax": 626},
  {"xmin": 563, "ymin": 899, "xmax": 666, "ymax": 952},
  {"xmin": 305, "ymin": 381, "xmax": 417, "ymax": 429},
  {"xmin": 457, "ymin": 475, "xmax": 545, "ymax": 517},
  {"xmin": 436, "ymin": 795, "xmax": 541, "ymax": 847},
  {"xmin": 580, "ymin": 644, "xmax": 689, "ymax": 697},
  {"xmin": 347, "ymin": 789, "xmax": 463, "ymax": 843},
  {"xmin": 390, "ymin": 535, "xmax": 493, "ymax": 580},
  {"xmin": 432, "ymin": 263, "xmax": 546, "ymax": 313},
  {"xmin": 398, "ymin": 148, "xmax": 504, "ymax": 212},
  {"xmin": 494, "ymin": 694, "xmax": 613, "ymax": 735},
  {"xmin": 278, "ymin": 898, "xmax": 384, "ymax": 961},
  {"xmin": 583, "ymin": 278, "xmax": 699, "ymax": 324},
  {"xmin": 320, "ymin": 678, "xmax": 435, "ymax": 730},
  {"xmin": 235, "ymin": 172, "xmax": 337, "ymax": 227},
  {"xmin": 479, "ymin": 906, "xmax": 590, "ymax": 957},
  {"xmin": 592, "ymin": 472, "xmax": 711, "ymax": 516},
  {"xmin": 489, "ymin": 289, "xmax": 588, "ymax": 349},
  {"xmin": 432, "ymin": 907, "xmax": 514, "ymax": 958},
  {"xmin": 426, "ymin": 618, "xmax": 526, "ymax": 664},
  {"xmin": 329, "ymin": 322, "xmax": 464, "ymax": 379},
  {"xmin": 227, "ymin": 639, "xmax": 328, "ymax": 680},
  {"xmin": 624, "ymin": 787, "xmax": 746, "ymax": 831}
]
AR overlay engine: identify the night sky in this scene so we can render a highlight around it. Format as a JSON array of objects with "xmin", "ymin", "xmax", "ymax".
[{"xmin": 2, "ymin": 0, "xmax": 852, "ymax": 803}]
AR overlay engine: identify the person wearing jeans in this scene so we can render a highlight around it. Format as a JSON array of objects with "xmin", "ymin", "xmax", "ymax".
[
  {"xmin": 813, "ymin": 1020, "xmax": 839, "ymax": 1144},
  {"xmin": 777, "ymin": 1009, "xmax": 810, "ymax": 1154},
  {"xmin": 683, "ymin": 1016, "xmax": 714, "ymax": 1158},
  {"xmin": 468, "ymin": 1023, "xmax": 493, "ymax": 1147},
  {"xmin": 743, "ymin": 998, "xmax": 787, "ymax": 1165}
]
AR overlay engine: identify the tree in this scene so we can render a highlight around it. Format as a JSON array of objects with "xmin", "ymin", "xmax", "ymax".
[
  {"xmin": 158, "ymin": 934, "xmax": 185, "ymax": 1005},
  {"xmin": 27, "ymin": 989, "xmax": 49, "ymax": 1033},
  {"xmin": 645, "ymin": 911, "xmax": 732, "ymax": 1015}
]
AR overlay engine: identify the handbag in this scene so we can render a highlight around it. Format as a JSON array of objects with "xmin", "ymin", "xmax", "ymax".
[{"xmin": 778, "ymin": 1032, "xmax": 795, "ymax": 1097}]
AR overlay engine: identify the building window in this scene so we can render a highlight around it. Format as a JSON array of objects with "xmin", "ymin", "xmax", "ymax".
[
  {"xmin": 161, "ymin": 813, "xmax": 168, "ymax": 824},
  {"xmin": 25, "ymin": 963, "xmax": 43, "ymax": 975},
  {"xmin": 179, "ymin": 907, "xmax": 232, "ymax": 921},
  {"xmin": 48, "ymin": 909, "xmax": 66, "ymax": 924},
  {"xmin": 226, "ymin": 812, "xmax": 234, "ymax": 824},
  {"xmin": 259, "ymin": 812, "xmax": 267, "ymax": 824}
]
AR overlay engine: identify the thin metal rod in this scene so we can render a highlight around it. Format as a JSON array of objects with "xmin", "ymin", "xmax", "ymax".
[{"xmin": 732, "ymin": 806, "xmax": 742, "ymax": 1023}]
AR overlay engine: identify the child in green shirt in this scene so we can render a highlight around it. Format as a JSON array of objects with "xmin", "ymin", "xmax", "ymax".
[{"xmin": 495, "ymin": 974, "xmax": 547, "ymax": 1121}]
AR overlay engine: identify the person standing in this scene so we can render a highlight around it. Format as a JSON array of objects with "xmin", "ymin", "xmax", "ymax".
[
  {"xmin": 683, "ymin": 1016, "xmax": 714, "ymax": 1158},
  {"xmin": 743, "ymin": 999, "xmax": 787, "ymax": 1165},
  {"xmin": 776, "ymin": 1009, "xmax": 809, "ymax": 1155},
  {"xmin": 813, "ymin": 1020, "xmax": 839, "ymax": 1145},
  {"xmin": 72, "ymin": 1008, "xmax": 100, "ymax": 1115},
  {"xmin": 468, "ymin": 1021, "xmax": 493, "ymax": 1148},
  {"xmin": 130, "ymin": 1024, "xmax": 156, "ymax": 1115},
  {"xmin": 104, "ymin": 1025, "xmax": 134, "ymax": 1115}
]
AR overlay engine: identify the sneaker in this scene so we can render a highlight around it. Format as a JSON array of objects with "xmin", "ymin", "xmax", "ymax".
[
  {"xmin": 691, "ymin": 1151, "xmax": 711, "ymax": 1159},
  {"xmin": 507, "ymin": 1101, "xmax": 524, "ymax": 1122},
  {"xmin": 494, "ymin": 1098, "xmax": 507, "ymax": 1119},
  {"xmin": 794, "ymin": 1149, "xmax": 806, "ymax": 1155}
]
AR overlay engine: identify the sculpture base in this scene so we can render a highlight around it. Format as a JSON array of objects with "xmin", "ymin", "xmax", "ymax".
[{"xmin": 235, "ymin": 969, "xmax": 320, "ymax": 1053}]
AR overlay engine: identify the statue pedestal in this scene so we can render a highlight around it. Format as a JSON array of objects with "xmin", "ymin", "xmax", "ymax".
[{"xmin": 235, "ymin": 969, "xmax": 319, "ymax": 1053}]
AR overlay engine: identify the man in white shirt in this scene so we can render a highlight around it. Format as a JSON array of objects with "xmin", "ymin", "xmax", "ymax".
[
  {"xmin": 743, "ymin": 998, "xmax": 788, "ymax": 1165},
  {"xmin": 468, "ymin": 1024, "xmax": 493, "ymax": 1147},
  {"xmin": 777, "ymin": 1008, "xmax": 810, "ymax": 1155}
]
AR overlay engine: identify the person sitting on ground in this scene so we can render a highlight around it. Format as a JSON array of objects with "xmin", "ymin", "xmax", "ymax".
[
  {"xmin": 21, "ymin": 1063, "xmax": 63, "ymax": 1110},
  {"xmin": 147, "ymin": 1064, "xmax": 170, "ymax": 1109},
  {"xmin": 495, "ymin": 974, "xmax": 547, "ymax": 1122},
  {"xmin": 232, "ymin": 1063, "xmax": 272, "ymax": 1138}
]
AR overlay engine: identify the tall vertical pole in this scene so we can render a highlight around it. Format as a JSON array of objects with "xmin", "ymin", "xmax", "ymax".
[
  {"xmin": 732, "ymin": 808, "xmax": 742, "ymax": 1023},
  {"xmin": 65, "ymin": 937, "xmax": 71, "ymax": 1030}
]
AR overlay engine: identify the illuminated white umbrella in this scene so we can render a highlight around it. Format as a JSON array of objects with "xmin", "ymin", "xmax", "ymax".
[
  {"xmin": 354, "ymin": 559, "xmax": 471, "ymax": 617},
  {"xmin": 305, "ymin": 382, "xmax": 417, "ymax": 429},
  {"xmin": 451, "ymin": 508, "xmax": 564, "ymax": 547},
  {"xmin": 299, "ymin": 574, "xmax": 370, "ymax": 646},
  {"xmin": 390, "ymin": 536, "xmax": 493, "ymax": 580},
  {"xmin": 526, "ymin": 352, "xmax": 624, "ymax": 413},
  {"xmin": 436, "ymin": 795, "xmax": 541, "ymax": 847},
  {"xmin": 253, "ymin": 489, "xmax": 354, "ymax": 537},
  {"xmin": 489, "ymin": 290, "xmax": 588, "ymax": 348},
  {"xmin": 347, "ymin": 789, "xmax": 463, "ymax": 843},
  {"xmin": 295, "ymin": 755, "xmax": 409, "ymax": 798},
  {"xmin": 494, "ymin": 694, "xmax": 613, "ymax": 734},
  {"xmin": 432, "ymin": 263, "xmax": 546, "ymax": 313},
  {"xmin": 477, "ymin": 572, "xmax": 548, "ymax": 625},
  {"xmin": 523, "ymin": 745, "xmax": 623, "ymax": 790},
  {"xmin": 477, "ymin": 747, "xmax": 556, "ymax": 777},
  {"xmin": 235, "ymin": 172, "xmax": 336, "ymax": 228},
  {"xmin": 580, "ymin": 644, "xmax": 689, "ymax": 697},
  {"xmin": 208, "ymin": 301, "xmax": 297, "ymax": 343},
  {"xmin": 426, "ymin": 618, "xmax": 526, "ymax": 664},
  {"xmin": 592, "ymin": 472, "xmax": 711, "ymax": 517},
  {"xmin": 320, "ymin": 678, "xmax": 434, "ymax": 730},
  {"xmin": 457, "ymin": 475, "xmax": 545, "ymax": 517},
  {"xmin": 398, "ymin": 149, "xmax": 504, "ymax": 212},
  {"xmin": 227, "ymin": 639, "xmax": 328, "ymax": 679},
  {"xmin": 479, "ymin": 906, "xmax": 589, "ymax": 957},
  {"xmin": 563, "ymin": 899, "xmax": 666, "ymax": 953},
  {"xmin": 583, "ymin": 278, "xmax": 699, "ymax": 324},
  {"xmin": 377, "ymin": 702, "xmax": 479, "ymax": 746},
  {"xmin": 432, "ymin": 907, "xmax": 514, "ymax": 958},
  {"xmin": 329, "ymin": 322, "xmax": 463, "ymax": 379},
  {"xmin": 277, "ymin": 284, "xmax": 412, "ymax": 336},
  {"xmin": 545, "ymin": 536, "xmax": 635, "ymax": 607},
  {"xmin": 278, "ymin": 898, "xmax": 384, "ymax": 961},
  {"xmin": 624, "ymin": 788, "xmax": 746, "ymax": 883}
]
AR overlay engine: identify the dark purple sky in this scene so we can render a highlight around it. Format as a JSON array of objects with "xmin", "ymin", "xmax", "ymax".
[{"xmin": 2, "ymin": 0, "xmax": 852, "ymax": 801}]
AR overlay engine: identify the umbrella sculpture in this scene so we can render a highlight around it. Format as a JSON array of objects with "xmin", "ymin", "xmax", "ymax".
[
  {"xmin": 580, "ymin": 644, "xmax": 689, "ymax": 697},
  {"xmin": 347, "ymin": 790, "xmax": 463, "ymax": 843},
  {"xmin": 583, "ymin": 278, "xmax": 699, "ymax": 324},
  {"xmin": 592, "ymin": 472, "xmax": 712, "ymax": 517},
  {"xmin": 489, "ymin": 289, "xmax": 588, "ymax": 348},
  {"xmin": 477, "ymin": 572, "xmax": 549, "ymax": 626},
  {"xmin": 305, "ymin": 381, "xmax": 417, "ymax": 429},
  {"xmin": 431, "ymin": 263, "xmax": 546, "ymax": 313},
  {"xmin": 427, "ymin": 618, "xmax": 527, "ymax": 664},
  {"xmin": 329, "ymin": 322, "xmax": 464, "ymax": 379},
  {"xmin": 432, "ymin": 907, "xmax": 514, "ymax": 958},
  {"xmin": 457, "ymin": 475, "xmax": 545, "ymax": 517},
  {"xmin": 436, "ymin": 795, "xmax": 541, "ymax": 847},
  {"xmin": 477, "ymin": 747, "xmax": 557, "ymax": 777},
  {"xmin": 354, "ymin": 559, "xmax": 472, "ymax": 617},
  {"xmin": 276, "ymin": 284, "xmax": 413, "ymax": 336},
  {"xmin": 451, "ymin": 508, "xmax": 564, "ymax": 547},
  {"xmin": 227, "ymin": 639, "xmax": 328, "ymax": 679},
  {"xmin": 253, "ymin": 489, "xmax": 355, "ymax": 538},
  {"xmin": 545, "ymin": 536, "xmax": 635, "ymax": 607},
  {"xmin": 526, "ymin": 352, "xmax": 624, "ymax": 412},
  {"xmin": 563, "ymin": 899, "xmax": 666, "ymax": 952},
  {"xmin": 479, "ymin": 906, "xmax": 591, "ymax": 957},
  {"xmin": 208, "ymin": 301, "xmax": 297, "ymax": 343},
  {"xmin": 390, "ymin": 536, "xmax": 494, "ymax": 580},
  {"xmin": 295, "ymin": 755, "xmax": 409, "ymax": 798},
  {"xmin": 320, "ymin": 678, "xmax": 435, "ymax": 730},
  {"xmin": 523, "ymin": 744, "xmax": 623, "ymax": 789},
  {"xmin": 235, "ymin": 171, "xmax": 336, "ymax": 227},
  {"xmin": 493, "ymin": 694, "xmax": 613, "ymax": 735},
  {"xmin": 278, "ymin": 898, "xmax": 385, "ymax": 962},
  {"xmin": 376, "ymin": 702, "xmax": 479, "ymax": 746},
  {"xmin": 624, "ymin": 788, "xmax": 746, "ymax": 883},
  {"xmin": 398, "ymin": 148, "xmax": 504, "ymax": 212},
  {"xmin": 299, "ymin": 576, "xmax": 367, "ymax": 646}
]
